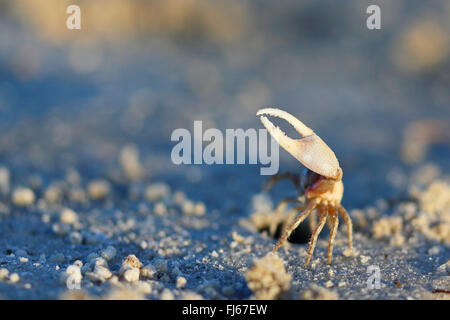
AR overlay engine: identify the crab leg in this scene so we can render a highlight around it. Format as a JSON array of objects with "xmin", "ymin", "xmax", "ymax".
[
  {"xmin": 308, "ymin": 210, "xmax": 317, "ymax": 233},
  {"xmin": 327, "ymin": 208, "xmax": 339, "ymax": 265},
  {"xmin": 305, "ymin": 206, "xmax": 327, "ymax": 266},
  {"xmin": 263, "ymin": 172, "xmax": 300, "ymax": 192},
  {"xmin": 275, "ymin": 197, "xmax": 301, "ymax": 211},
  {"xmin": 280, "ymin": 204, "xmax": 307, "ymax": 235},
  {"xmin": 269, "ymin": 197, "xmax": 301, "ymax": 236},
  {"xmin": 273, "ymin": 201, "xmax": 316, "ymax": 252},
  {"xmin": 338, "ymin": 206, "xmax": 353, "ymax": 251}
]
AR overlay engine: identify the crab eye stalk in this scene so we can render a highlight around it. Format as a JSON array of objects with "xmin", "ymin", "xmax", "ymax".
[{"xmin": 257, "ymin": 108, "xmax": 342, "ymax": 180}]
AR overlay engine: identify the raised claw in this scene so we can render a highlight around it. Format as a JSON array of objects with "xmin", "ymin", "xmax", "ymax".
[{"xmin": 257, "ymin": 108, "xmax": 342, "ymax": 180}]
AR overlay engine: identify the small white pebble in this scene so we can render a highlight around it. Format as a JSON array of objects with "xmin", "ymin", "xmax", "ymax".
[
  {"xmin": 66, "ymin": 169, "xmax": 81, "ymax": 185},
  {"xmin": 140, "ymin": 241, "xmax": 148, "ymax": 249},
  {"xmin": 123, "ymin": 267, "xmax": 140, "ymax": 282},
  {"xmin": 428, "ymin": 246, "xmax": 441, "ymax": 255},
  {"xmin": 211, "ymin": 250, "xmax": 219, "ymax": 258},
  {"xmin": 60, "ymin": 208, "xmax": 78, "ymax": 225},
  {"xmin": 0, "ymin": 268, "xmax": 9, "ymax": 280},
  {"xmin": 172, "ymin": 191, "xmax": 185, "ymax": 205},
  {"xmin": 19, "ymin": 257, "xmax": 29, "ymax": 263},
  {"xmin": 160, "ymin": 288, "xmax": 174, "ymax": 300},
  {"xmin": 9, "ymin": 273, "xmax": 20, "ymax": 283},
  {"xmin": 12, "ymin": 187, "xmax": 35, "ymax": 206},
  {"xmin": 180, "ymin": 291, "xmax": 204, "ymax": 300},
  {"xmin": 181, "ymin": 200, "xmax": 195, "ymax": 215},
  {"xmin": 338, "ymin": 281, "xmax": 346, "ymax": 287},
  {"xmin": 121, "ymin": 254, "xmax": 142, "ymax": 269},
  {"xmin": 145, "ymin": 183, "xmax": 171, "ymax": 201},
  {"xmin": 176, "ymin": 276, "xmax": 187, "ymax": 288},
  {"xmin": 154, "ymin": 202, "xmax": 167, "ymax": 215},
  {"xmin": 325, "ymin": 280, "xmax": 334, "ymax": 288},
  {"xmin": 194, "ymin": 202, "xmax": 206, "ymax": 216},
  {"xmin": 41, "ymin": 214, "xmax": 51, "ymax": 224},
  {"xmin": 360, "ymin": 255, "xmax": 371, "ymax": 264},
  {"xmin": 119, "ymin": 144, "xmax": 144, "ymax": 181},
  {"xmin": 231, "ymin": 232, "xmax": 245, "ymax": 244},
  {"xmin": 94, "ymin": 265, "xmax": 113, "ymax": 280},
  {"xmin": 88, "ymin": 180, "xmax": 110, "ymax": 200},
  {"xmin": 73, "ymin": 260, "xmax": 83, "ymax": 268},
  {"xmin": 44, "ymin": 186, "xmax": 62, "ymax": 204},
  {"xmin": 69, "ymin": 188, "xmax": 87, "ymax": 203}
]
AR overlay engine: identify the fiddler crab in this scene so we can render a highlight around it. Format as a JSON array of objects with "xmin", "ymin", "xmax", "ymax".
[{"xmin": 257, "ymin": 108, "xmax": 353, "ymax": 266}]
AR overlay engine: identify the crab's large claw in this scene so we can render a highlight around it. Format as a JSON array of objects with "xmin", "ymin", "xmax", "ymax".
[{"xmin": 257, "ymin": 108, "xmax": 342, "ymax": 180}]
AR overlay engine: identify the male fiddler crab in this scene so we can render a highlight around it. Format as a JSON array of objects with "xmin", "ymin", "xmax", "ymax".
[{"xmin": 257, "ymin": 108, "xmax": 353, "ymax": 266}]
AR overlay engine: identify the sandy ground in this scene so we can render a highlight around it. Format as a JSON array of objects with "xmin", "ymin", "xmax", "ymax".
[
  {"xmin": 1, "ymin": 161, "xmax": 449, "ymax": 300},
  {"xmin": 0, "ymin": 0, "xmax": 449, "ymax": 299}
]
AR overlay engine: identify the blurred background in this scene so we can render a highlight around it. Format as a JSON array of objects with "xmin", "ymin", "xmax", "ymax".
[{"xmin": 0, "ymin": 0, "xmax": 449, "ymax": 210}]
